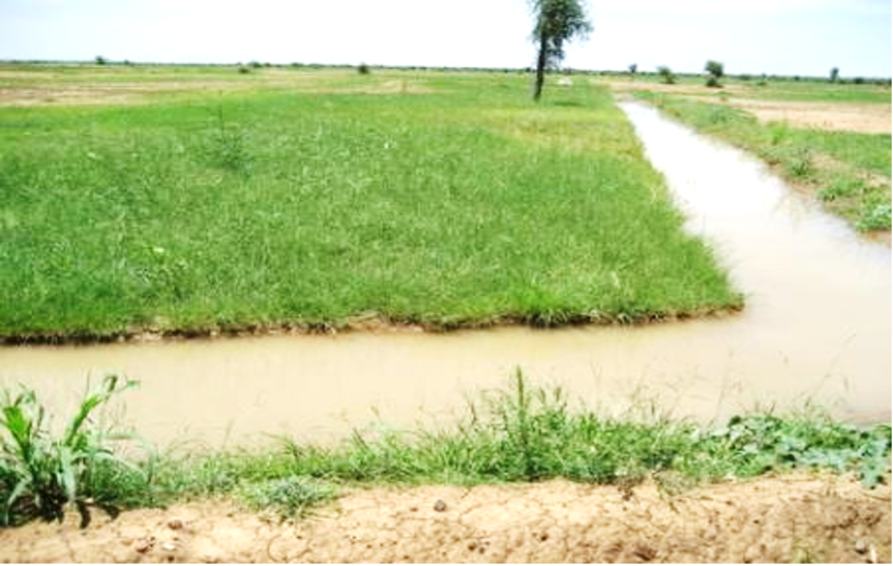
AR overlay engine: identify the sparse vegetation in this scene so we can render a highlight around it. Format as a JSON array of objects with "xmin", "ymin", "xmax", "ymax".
[
  {"xmin": 634, "ymin": 91, "xmax": 891, "ymax": 231},
  {"xmin": 5, "ymin": 374, "xmax": 887, "ymax": 526}
]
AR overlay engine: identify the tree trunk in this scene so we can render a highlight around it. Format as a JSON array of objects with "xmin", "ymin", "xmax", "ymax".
[{"xmin": 533, "ymin": 36, "xmax": 547, "ymax": 102}]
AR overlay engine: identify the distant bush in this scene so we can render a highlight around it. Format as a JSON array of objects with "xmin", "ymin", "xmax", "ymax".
[
  {"xmin": 237, "ymin": 66, "xmax": 250, "ymax": 74},
  {"xmin": 357, "ymin": 62, "xmax": 370, "ymax": 75},
  {"xmin": 94, "ymin": 55, "xmax": 107, "ymax": 65},
  {"xmin": 657, "ymin": 66, "xmax": 676, "ymax": 85},
  {"xmin": 249, "ymin": 61, "xmax": 262, "ymax": 69},
  {"xmin": 853, "ymin": 77, "xmax": 865, "ymax": 85},
  {"xmin": 705, "ymin": 60, "xmax": 724, "ymax": 87}
]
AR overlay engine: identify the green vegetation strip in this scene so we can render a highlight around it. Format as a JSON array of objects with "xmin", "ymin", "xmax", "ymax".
[
  {"xmin": 635, "ymin": 91, "xmax": 892, "ymax": 231},
  {"xmin": 0, "ymin": 69, "xmax": 740, "ymax": 339},
  {"xmin": 1, "ymin": 374, "xmax": 889, "ymax": 525}
]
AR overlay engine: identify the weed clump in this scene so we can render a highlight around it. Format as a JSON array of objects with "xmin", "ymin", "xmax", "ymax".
[
  {"xmin": 237, "ymin": 476, "xmax": 337, "ymax": 521},
  {"xmin": 0, "ymin": 376, "xmax": 152, "ymax": 527},
  {"xmin": 858, "ymin": 202, "xmax": 892, "ymax": 231},
  {"xmin": 206, "ymin": 106, "xmax": 253, "ymax": 174}
]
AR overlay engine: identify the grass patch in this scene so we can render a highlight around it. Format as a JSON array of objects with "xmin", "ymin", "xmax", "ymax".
[
  {"xmin": 1, "ymin": 374, "xmax": 890, "ymax": 525},
  {"xmin": 635, "ymin": 92, "xmax": 891, "ymax": 232},
  {"xmin": 0, "ymin": 67, "xmax": 741, "ymax": 339}
]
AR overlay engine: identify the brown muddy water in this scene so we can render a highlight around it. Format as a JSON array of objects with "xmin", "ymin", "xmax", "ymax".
[{"xmin": 1, "ymin": 103, "xmax": 889, "ymax": 445}]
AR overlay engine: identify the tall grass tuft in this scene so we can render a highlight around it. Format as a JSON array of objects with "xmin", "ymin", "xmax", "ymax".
[{"xmin": 0, "ymin": 376, "xmax": 153, "ymax": 527}]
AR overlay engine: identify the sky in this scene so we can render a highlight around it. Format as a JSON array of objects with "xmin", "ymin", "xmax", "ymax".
[{"xmin": 1, "ymin": 0, "xmax": 890, "ymax": 78}]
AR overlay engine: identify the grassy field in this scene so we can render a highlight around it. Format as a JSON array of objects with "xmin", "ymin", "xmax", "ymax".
[
  {"xmin": 0, "ymin": 64, "xmax": 742, "ymax": 339},
  {"xmin": 1, "ymin": 375, "xmax": 889, "ymax": 525},
  {"xmin": 629, "ymin": 86, "xmax": 891, "ymax": 232}
]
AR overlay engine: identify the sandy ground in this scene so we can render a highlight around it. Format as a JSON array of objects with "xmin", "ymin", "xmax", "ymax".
[
  {"xmin": 705, "ymin": 98, "xmax": 891, "ymax": 135},
  {"xmin": 608, "ymin": 80, "xmax": 892, "ymax": 134},
  {"xmin": 0, "ymin": 475, "xmax": 889, "ymax": 563}
]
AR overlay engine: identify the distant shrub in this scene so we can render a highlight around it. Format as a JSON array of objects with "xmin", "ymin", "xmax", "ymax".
[
  {"xmin": 657, "ymin": 66, "xmax": 676, "ymax": 85},
  {"xmin": 237, "ymin": 66, "xmax": 250, "ymax": 74},
  {"xmin": 739, "ymin": 74, "xmax": 751, "ymax": 81},
  {"xmin": 704, "ymin": 60, "xmax": 724, "ymax": 87},
  {"xmin": 853, "ymin": 77, "xmax": 865, "ymax": 85},
  {"xmin": 249, "ymin": 61, "xmax": 262, "ymax": 69},
  {"xmin": 94, "ymin": 55, "xmax": 107, "ymax": 65},
  {"xmin": 357, "ymin": 62, "xmax": 370, "ymax": 75}
]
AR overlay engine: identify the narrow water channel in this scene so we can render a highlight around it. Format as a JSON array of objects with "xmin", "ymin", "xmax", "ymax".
[{"xmin": 1, "ymin": 104, "xmax": 889, "ymax": 445}]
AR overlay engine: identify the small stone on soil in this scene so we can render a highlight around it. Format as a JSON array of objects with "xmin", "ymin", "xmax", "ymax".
[
  {"xmin": 167, "ymin": 518, "xmax": 184, "ymax": 530},
  {"xmin": 433, "ymin": 500, "xmax": 447, "ymax": 512}
]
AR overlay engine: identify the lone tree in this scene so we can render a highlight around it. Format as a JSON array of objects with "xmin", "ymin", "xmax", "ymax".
[
  {"xmin": 529, "ymin": 0, "xmax": 592, "ymax": 101},
  {"xmin": 829, "ymin": 67, "xmax": 840, "ymax": 83},
  {"xmin": 705, "ymin": 60, "xmax": 724, "ymax": 87}
]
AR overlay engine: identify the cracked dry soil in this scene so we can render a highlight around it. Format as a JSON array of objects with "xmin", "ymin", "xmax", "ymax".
[{"xmin": 1, "ymin": 475, "xmax": 889, "ymax": 563}]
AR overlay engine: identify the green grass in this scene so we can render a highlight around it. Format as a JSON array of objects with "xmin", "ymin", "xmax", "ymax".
[
  {"xmin": 0, "ymin": 66, "xmax": 741, "ymax": 339},
  {"xmin": 635, "ymin": 92, "xmax": 892, "ymax": 231},
  {"xmin": 4, "ymin": 374, "xmax": 887, "ymax": 525}
]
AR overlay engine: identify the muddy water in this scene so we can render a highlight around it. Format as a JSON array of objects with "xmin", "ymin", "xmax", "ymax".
[{"xmin": 1, "ymin": 104, "xmax": 889, "ymax": 445}]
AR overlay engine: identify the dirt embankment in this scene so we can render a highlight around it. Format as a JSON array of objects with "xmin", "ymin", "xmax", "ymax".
[{"xmin": 1, "ymin": 475, "xmax": 888, "ymax": 563}]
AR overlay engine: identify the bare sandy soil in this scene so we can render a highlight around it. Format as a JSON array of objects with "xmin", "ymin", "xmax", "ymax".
[
  {"xmin": 607, "ymin": 80, "xmax": 892, "ymax": 134},
  {"xmin": 705, "ymin": 98, "xmax": 891, "ymax": 135},
  {"xmin": 0, "ymin": 475, "xmax": 888, "ymax": 563}
]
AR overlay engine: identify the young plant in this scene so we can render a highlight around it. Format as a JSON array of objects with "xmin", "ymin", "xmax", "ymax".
[{"xmin": 0, "ymin": 376, "xmax": 151, "ymax": 527}]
